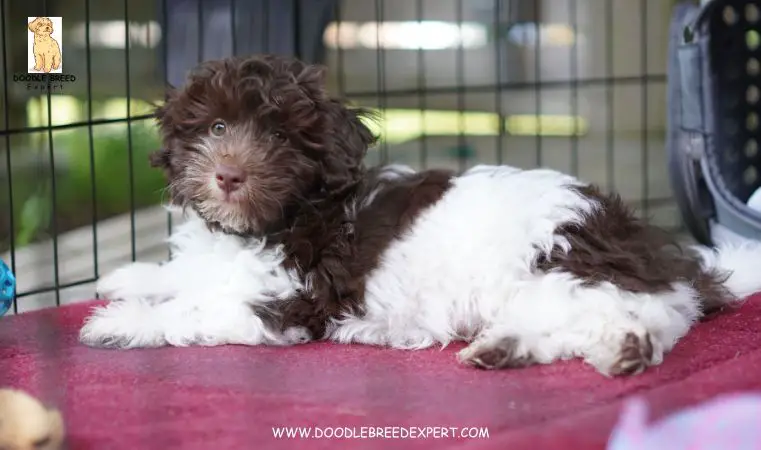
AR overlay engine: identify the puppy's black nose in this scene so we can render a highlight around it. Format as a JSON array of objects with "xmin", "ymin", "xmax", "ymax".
[{"xmin": 215, "ymin": 164, "xmax": 246, "ymax": 193}]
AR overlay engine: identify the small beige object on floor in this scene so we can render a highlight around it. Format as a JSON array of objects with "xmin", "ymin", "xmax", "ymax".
[{"xmin": 0, "ymin": 389, "xmax": 64, "ymax": 450}]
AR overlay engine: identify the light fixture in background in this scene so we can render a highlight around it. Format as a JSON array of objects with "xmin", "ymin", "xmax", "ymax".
[
  {"xmin": 324, "ymin": 21, "xmax": 488, "ymax": 50},
  {"xmin": 71, "ymin": 21, "xmax": 161, "ymax": 49},
  {"xmin": 506, "ymin": 23, "xmax": 576, "ymax": 47},
  {"xmin": 361, "ymin": 109, "xmax": 588, "ymax": 144},
  {"xmin": 324, "ymin": 21, "xmax": 576, "ymax": 50}
]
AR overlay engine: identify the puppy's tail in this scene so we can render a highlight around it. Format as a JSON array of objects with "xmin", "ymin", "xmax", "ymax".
[{"xmin": 691, "ymin": 239, "xmax": 761, "ymax": 310}]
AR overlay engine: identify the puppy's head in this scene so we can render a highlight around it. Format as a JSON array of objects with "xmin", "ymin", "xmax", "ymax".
[
  {"xmin": 152, "ymin": 55, "xmax": 377, "ymax": 236},
  {"xmin": 28, "ymin": 17, "xmax": 54, "ymax": 36}
]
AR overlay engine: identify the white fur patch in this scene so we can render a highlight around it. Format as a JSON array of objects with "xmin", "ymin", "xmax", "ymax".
[{"xmin": 80, "ymin": 211, "xmax": 305, "ymax": 348}]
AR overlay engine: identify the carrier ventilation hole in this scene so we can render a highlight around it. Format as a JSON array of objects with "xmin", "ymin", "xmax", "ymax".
[
  {"xmin": 747, "ymin": 112, "xmax": 759, "ymax": 131},
  {"xmin": 747, "ymin": 139, "xmax": 759, "ymax": 158},
  {"xmin": 747, "ymin": 4, "xmax": 760, "ymax": 23},
  {"xmin": 744, "ymin": 166, "xmax": 758, "ymax": 185},
  {"xmin": 724, "ymin": 5, "xmax": 738, "ymax": 24},
  {"xmin": 748, "ymin": 85, "xmax": 760, "ymax": 104},
  {"xmin": 748, "ymin": 30, "xmax": 760, "ymax": 50},
  {"xmin": 749, "ymin": 58, "xmax": 760, "ymax": 76}
]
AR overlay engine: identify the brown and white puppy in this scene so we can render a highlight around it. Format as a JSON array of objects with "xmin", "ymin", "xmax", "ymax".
[{"xmin": 80, "ymin": 55, "xmax": 761, "ymax": 376}]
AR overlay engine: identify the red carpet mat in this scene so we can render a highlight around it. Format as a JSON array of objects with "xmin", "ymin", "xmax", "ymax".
[{"xmin": 1, "ymin": 295, "xmax": 761, "ymax": 450}]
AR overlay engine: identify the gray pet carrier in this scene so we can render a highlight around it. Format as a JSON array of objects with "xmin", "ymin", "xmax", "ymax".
[{"xmin": 667, "ymin": 0, "xmax": 761, "ymax": 245}]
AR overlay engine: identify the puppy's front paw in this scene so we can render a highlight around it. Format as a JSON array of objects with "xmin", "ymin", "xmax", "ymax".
[
  {"xmin": 96, "ymin": 262, "xmax": 171, "ymax": 301},
  {"xmin": 79, "ymin": 301, "xmax": 166, "ymax": 349},
  {"xmin": 283, "ymin": 326, "xmax": 312, "ymax": 345},
  {"xmin": 79, "ymin": 324, "xmax": 136, "ymax": 349},
  {"xmin": 458, "ymin": 336, "xmax": 536, "ymax": 370}
]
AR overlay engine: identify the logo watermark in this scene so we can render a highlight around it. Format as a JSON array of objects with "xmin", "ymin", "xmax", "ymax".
[
  {"xmin": 27, "ymin": 16, "xmax": 63, "ymax": 73},
  {"xmin": 18, "ymin": 17, "xmax": 75, "ymax": 92}
]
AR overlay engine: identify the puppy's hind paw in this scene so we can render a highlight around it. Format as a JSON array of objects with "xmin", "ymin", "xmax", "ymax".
[
  {"xmin": 458, "ymin": 336, "xmax": 536, "ymax": 370},
  {"xmin": 608, "ymin": 332, "xmax": 654, "ymax": 376},
  {"xmin": 78, "ymin": 301, "xmax": 166, "ymax": 349}
]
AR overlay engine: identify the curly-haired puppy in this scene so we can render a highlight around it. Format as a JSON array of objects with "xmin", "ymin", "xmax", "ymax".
[
  {"xmin": 80, "ymin": 54, "xmax": 761, "ymax": 376},
  {"xmin": 28, "ymin": 17, "xmax": 61, "ymax": 73}
]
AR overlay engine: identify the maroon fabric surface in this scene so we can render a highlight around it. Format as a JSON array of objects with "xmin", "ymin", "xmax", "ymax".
[{"xmin": 1, "ymin": 295, "xmax": 760, "ymax": 450}]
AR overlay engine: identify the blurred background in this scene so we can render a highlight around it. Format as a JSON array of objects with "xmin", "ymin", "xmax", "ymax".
[{"xmin": 1, "ymin": 0, "xmax": 682, "ymax": 312}]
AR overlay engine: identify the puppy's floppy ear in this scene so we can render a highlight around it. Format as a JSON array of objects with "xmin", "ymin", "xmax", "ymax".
[
  {"xmin": 163, "ymin": 83, "xmax": 178, "ymax": 101},
  {"xmin": 151, "ymin": 89, "xmax": 178, "ymax": 173},
  {"xmin": 28, "ymin": 17, "xmax": 41, "ymax": 32},
  {"xmin": 316, "ymin": 102, "xmax": 378, "ymax": 194},
  {"xmin": 154, "ymin": 85, "xmax": 179, "ymax": 123},
  {"xmin": 349, "ymin": 107, "xmax": 380, "ymax": 149},
  {"xmin": 149, "ymin": 147, "xmax": 172, "ymax": 169}
]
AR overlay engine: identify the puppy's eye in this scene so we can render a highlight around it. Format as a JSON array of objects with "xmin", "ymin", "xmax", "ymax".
[
  {"xmin": 273, "ymin": 131, "xmax": 286, "ymax": 141},
  {"xmin": 210, "ymin": 121, "xmax": 226, "ymax": 136}
]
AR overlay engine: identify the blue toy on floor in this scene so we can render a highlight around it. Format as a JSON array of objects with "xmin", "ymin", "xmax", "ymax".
[{"xmin": 0, "ymin": 259, "xmax": 15, "ymax": 316}]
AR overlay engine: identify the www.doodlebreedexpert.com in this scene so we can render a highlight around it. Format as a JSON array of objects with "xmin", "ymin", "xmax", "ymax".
[{"xmin": 272, "ymin": 426, "xmax": 490, "ymax": 440}]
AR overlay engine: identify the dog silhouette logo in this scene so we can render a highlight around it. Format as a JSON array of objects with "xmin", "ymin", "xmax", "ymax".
[{"xmin": 27, "ymin": 17, "xmax": 62, "ymax": 73}]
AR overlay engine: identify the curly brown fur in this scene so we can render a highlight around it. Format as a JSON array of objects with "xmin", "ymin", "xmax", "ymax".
[
  {"xmin": 265, "ymin": 167, "xmax": 454, "ymax": 336},
  {"xmin": 534, "ymin": 185, "xmax": 733, "ymax": 313},
  {"xmin": 152, "ymin": 54, "xmax": 454, "ymax": 339},
  {"xmin": 153, "ymin": 55, "xmax": 374, "ymax": 237}
]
